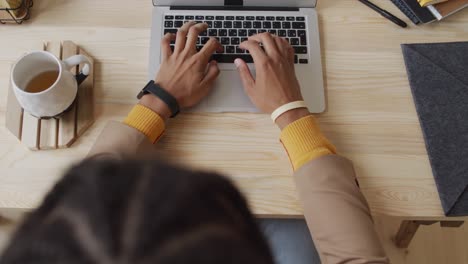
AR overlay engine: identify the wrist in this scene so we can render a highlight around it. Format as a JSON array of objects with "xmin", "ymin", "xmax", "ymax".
[
  {"xmin": 139, "ymin": 94, "xmax": 172, "ymax": 120},
  {"xmin": 275, "ymin": 108, "xmax": 311, "ymax": 130}
]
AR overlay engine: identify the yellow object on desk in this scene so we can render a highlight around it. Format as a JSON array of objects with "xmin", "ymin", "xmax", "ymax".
[{"xmin": 418, "ymin": 0, "xmax": 449, "ymax": 7}]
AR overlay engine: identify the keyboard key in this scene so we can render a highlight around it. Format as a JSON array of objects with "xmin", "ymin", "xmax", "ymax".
[
  {"xmin": 292, "ymin": 22, "xmax": 306, "ymax": 29},
  {"xmin": 298, "ymin": 30, "xmax": 306, "ymax": 37},
  {"xmin": 248, "ymin": 29, "xmax": 257, "ymax": 36},
  {"xmin": 219, "ymin": 29, "xmax": 228, "ymax": 36},
  {"xmin": 195, "ymin": 20, "xmax": 203, "ymax": 24},
  {"xmin": 278, "ymin": 30, "xmax": 286, "ymax": 37},
  {"xmin": 165, "ymin": 15, "xmax": 174, "ymax": 19},
  {"xmin": 241, "ymin": 37, "xmax": 248, "ymax": 42},
  {"xmin": 209, "ymin": 29, "xmax": 218, "ymax": 36},
  {"xmin": 175, "ymin": 15, "xmax": 184, "ymax": 20},
  {"xmin": 296, "ymin": 17, "xmax": 305, "ymax": 21},
  {"xmin": 200, "ymin": 30, "xmax": 207, "ymax": 36},
  {"xmin": 258, "ymin": 29, "xmax": 267, "ymax": 33},
  {"xmin": 276, "ymin": 16, "xmax": 285, "ymax": 21},
  {"xmin": 164, "ymin": 21, "xmax": 173, "ymax": 28},
  {"xmin": 201, "ymin": 37, "xmax": 210, "ymax": 44},
  {"xmin": 226, "ymin": 16, "xmax": 235, "ymax": 20},
  {"xmin": 268, "ymin": 29, "xmax": 277, "ymax": 35},
  {"xmin": 246, "ymin": 16, "xmax": 255, "ymax": 20},
  {"xmin": 282, "ymin": 22, "xmax": 291, "ymax": 29},
  {"xmin": 204, "ymin": 21, "xmax": 213, "ymax": 27},
  {"xmin": 236, "ymin": 16, "xmax": 245, "ymax": 20},
  {"xmin": 196, "ymin": 37, "xmax": 201, "ymax": 45},
  {"xmin": 263, "ymin": 22, "xmax": 272, "ymax": 28},
  {"xmin": 206, "ymin": 16, "xmax": 215, "ymax": 20},
  {"xmin": 236, "ymin": 46, "xmax": 245, "ymax": 53},
  {"xmin": 221, "ymin": 37, "xmax": 230, "ymax": 44},
  {"xmin": 170, "ymin": 45, "xmax": 175, "ymax": 52},
  {"xmin": 211, "ymin": 54, "xmax": 253, "ymax": 63},
  {"xmin": 174, "ymin": 20, "xmax": 183, "ymax": 27},
  {"xmin": 266, "ymin": 16, "xmax": 275, "ymax": 21},
  {"xmin": 226, "ymin": 46, "xmax": 235, "ymax": 53},
  {"xmin": 234, "ymin": 21, "xmax": 242, "ymax": 28},
  {"xmin": 231, "ymin": 38, "xmax": 240, "ymax": 45},
  {"xmin": 196, "ymin": 15, "xmax": 204, "ymax": 20},
  {"xmin": 290, "ymin": 38, "xmax": 299, "ymax": 46},
  {"xmin": 286, "ymin": 17, "xmax": 295, "ymax": 21},
  {"xmin": 273, "ymin": 22, "xmax": 281, "ymax": 29},
  {"xmin": 196, "ymin": 45, "xmax": 203, "ymax": 52},
  {"xmin": 294, "ymin": 46, "xmax": 308, "ymax": 54},
  {"xmin": 185, "ymin": 15, "xmax": 194, "ymax": 20},
  {"xmin": 243, "ymin": 21, "xmax": 252, "ymax": 28},
  {"xmin": 288, "ymin": 30, "xmax": 297, "ymax": 37},
  {"xmin": 300, "ymin": 36, "xmax": 307, "ymax": 45},
  {"xmin": 294, "ymin": 55, "xmax": 298, "ymax": 64},
  {"xmin": 216, "ymin": 16, "xmax": 225, "ymax": 20},
  {"xmin": 164, "ymin": 29, "xmax": 177, "ymax": 34},
  {"xmin": 253, "ymin": 22, "xmax": 262, "ymax": 28},
  {"xmin": 238, "ymin": 29, "xmax": 247, "ymax": 36},
  {"xmin": 229, "ymin": 29, "xmax": 238, "ymax": 36},
  {"xmin": 224, "ymin": 21, "xmax": 233, "ymax": 28},
  {"xmin": 299, "ymin": 59, "xmax": 308, "ymax": 64},
  {"xmin": 214, "ymin": 21, "xmax": 223, "ymax": 28}
]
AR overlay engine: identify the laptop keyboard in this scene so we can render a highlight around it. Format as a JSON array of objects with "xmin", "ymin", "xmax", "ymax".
[{"xmin": 163, "ymin": 15, "xmax": 309, "ymax": 64}]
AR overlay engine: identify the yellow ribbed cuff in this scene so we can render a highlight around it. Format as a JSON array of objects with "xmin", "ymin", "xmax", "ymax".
[
  {"xmin": 123, "ymin": 104, "xmax": 166, "ymax": 144},
  {"xmin": 280, "ymin": 115, "xmax": 337, "ymax": 171}
]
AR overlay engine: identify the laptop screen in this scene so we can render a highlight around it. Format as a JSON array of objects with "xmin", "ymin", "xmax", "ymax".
[{"xmin": 153, "ymin": 0, "xmax": 317, "ymax": 8}]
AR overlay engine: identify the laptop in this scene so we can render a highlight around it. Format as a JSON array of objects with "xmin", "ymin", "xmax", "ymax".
[{"xmin": 149, "ymin": 0, "xmax": 325, "ymax": 113}]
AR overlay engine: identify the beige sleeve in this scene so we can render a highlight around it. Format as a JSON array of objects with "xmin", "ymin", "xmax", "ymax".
[
  {"xmin": 87, "ymin": 121, "xmax": 156, "ymax": 160},
  {"xmin": 294, "ymin": 155, "xmax": 389, "ymax": 264}
]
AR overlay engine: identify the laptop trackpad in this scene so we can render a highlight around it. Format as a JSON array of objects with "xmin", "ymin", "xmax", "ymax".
[{"xmin": 190, "ymin": 69, "xmax": 258, "ymax": 113}]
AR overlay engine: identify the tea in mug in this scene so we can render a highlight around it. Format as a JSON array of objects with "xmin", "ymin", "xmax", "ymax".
[{"xmin": 25, "ymin": 71, "xmax": 59, "ymax": 93}]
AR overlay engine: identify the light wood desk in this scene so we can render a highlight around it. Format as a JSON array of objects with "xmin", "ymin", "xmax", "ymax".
[{"xmin": 0, "ymin": 0, "xmax": 467, "ymax": 246}]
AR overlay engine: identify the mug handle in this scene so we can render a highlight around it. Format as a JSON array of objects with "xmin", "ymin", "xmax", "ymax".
[{"xmin": 63, "ymin": 55, "xmax": 91, "ymax": 86}]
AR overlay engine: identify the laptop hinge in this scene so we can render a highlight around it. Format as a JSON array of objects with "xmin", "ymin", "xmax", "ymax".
[{"xmin": 170, "ymin": 6, "xmax": 299, "ymax": 11}]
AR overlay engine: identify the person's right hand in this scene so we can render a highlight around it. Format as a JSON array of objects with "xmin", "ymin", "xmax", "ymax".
[{"xmin": 234, "ymin": 33, "xmax": 310, "ymax": 129}]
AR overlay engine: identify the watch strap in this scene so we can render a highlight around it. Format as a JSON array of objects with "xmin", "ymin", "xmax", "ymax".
[{"xmin": 138, "ymin": 81, "xmax": 180, "ymax": 118}]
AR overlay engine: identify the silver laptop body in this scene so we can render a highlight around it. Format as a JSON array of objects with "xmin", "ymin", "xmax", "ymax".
[{"xmin": 149, "ymin": 0, "xmax": 325, "ymax": 113}]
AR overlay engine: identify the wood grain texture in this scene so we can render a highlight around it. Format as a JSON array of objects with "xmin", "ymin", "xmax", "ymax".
[
  {"xmin": 76, "ymin": 47, "xmax": 94, "ymax": 136},
  {"xmin": 5, "ymin": 83, "xmax": 22, "ymax": 141},
  {"xmin": 58, "ymin": 41, "xmax": 78, "ymax": 148},
  {"xmin": 20, "ymin": 113, "xmax": 39, "ymax": 150},
  {"xmin": 0, "ymin": 0, "xmax": 468, "ymax": 217}
]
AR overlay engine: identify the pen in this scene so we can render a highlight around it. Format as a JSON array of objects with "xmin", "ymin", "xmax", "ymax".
[{"xmin": 358, "ymin": 0, "xmax": 408, "ymax": 28}]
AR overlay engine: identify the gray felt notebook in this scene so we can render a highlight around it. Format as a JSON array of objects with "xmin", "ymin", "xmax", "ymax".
[{"xmin": 401, "ymin": 42, "xmax": 468, "ymax": 216}]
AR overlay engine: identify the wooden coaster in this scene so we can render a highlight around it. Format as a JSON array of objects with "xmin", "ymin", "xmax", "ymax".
[{"xmin": 5, "ymin": 41, "xmax": 95, "ymax": 150}]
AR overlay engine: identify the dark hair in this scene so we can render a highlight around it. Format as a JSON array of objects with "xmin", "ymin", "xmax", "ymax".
[{"xmin": 0, "ymin": 159, "xmax": 274, "ymax": 264}]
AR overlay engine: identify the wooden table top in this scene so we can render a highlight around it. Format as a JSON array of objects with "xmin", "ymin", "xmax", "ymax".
[{"xmin": 1, "ymin": 0, "xmax": 467, "ymax": 218}]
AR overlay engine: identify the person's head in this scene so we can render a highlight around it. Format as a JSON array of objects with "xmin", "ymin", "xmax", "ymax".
[{"xmin": 0, "ymin": 159, "xmax": 274, "ymax": 264}]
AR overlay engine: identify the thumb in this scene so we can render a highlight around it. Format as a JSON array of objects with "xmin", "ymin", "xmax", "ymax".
[{"xmin": 234, "ymin": 58, "xmax": 255, "ymax": 91}]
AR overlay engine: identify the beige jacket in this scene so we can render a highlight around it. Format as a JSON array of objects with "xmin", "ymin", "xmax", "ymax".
[{"xmin": 89, "ymin": 121, "xmax": 389, "ymax": 264}]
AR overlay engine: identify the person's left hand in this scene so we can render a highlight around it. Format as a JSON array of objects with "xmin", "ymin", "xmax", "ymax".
[{"xmin": 141, "ymin": 22, "xmax": 222, "ymax": 118}]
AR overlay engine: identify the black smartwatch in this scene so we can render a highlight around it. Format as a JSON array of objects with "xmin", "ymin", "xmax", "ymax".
[{"xmin": 137, "ymin": 81, "xmax": 180, "ymax": 118}]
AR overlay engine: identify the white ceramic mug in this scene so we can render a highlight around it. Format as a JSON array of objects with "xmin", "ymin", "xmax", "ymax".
[{"xmin": 11, "ymin": 51, "xmax": 91, "ymax": 118}]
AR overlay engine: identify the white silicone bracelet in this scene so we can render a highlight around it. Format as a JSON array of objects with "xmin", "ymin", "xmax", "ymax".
[{"xmin": 271, "ymin": 101, "xmax": 308, "ymax": 122}]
